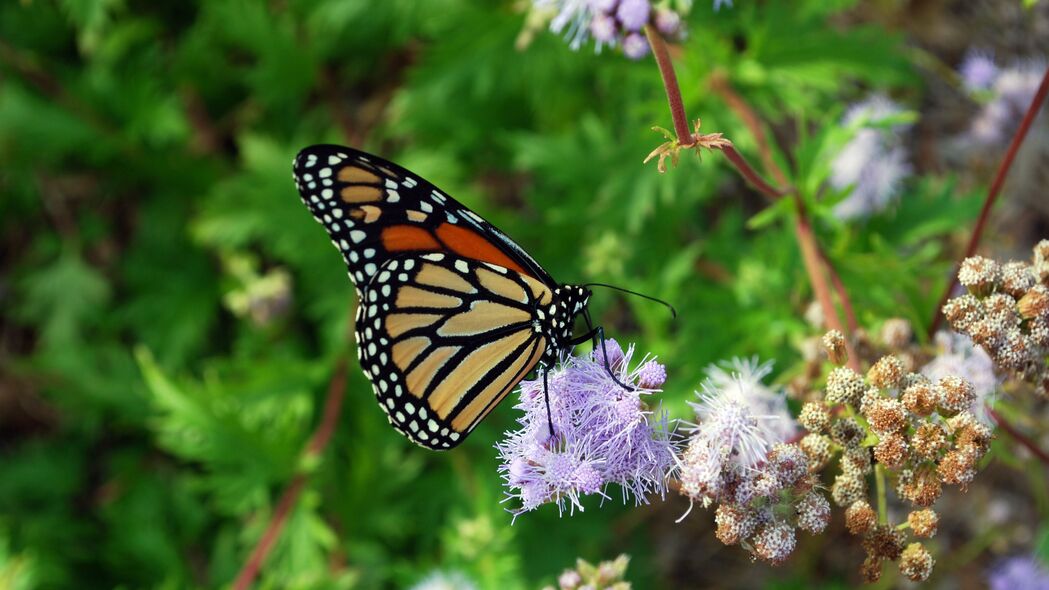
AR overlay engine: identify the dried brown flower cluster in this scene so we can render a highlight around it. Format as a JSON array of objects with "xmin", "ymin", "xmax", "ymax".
[
  {"xmin": 544, "ymin": 554, "xmax": 632, "ymax": 590},
  {"xmin": 797, "ymin": 336, "xmax": 993, "ymax": 582},
  {"xmin": 943, "ymin": 240, "xmax": 1049, "ymax": 396},
  {"xmin": 710, "ymin": 444, "xmax": 830, "ymax": 566}
]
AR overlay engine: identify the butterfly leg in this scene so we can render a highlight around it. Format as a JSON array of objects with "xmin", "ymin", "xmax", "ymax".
[
  {"xmin": 567, "ymin": 323, "xmax": 634, "ymax": 392},
  {"xmin": 543, "ymin": 367, "xmax": 556, "ymax": 440}
]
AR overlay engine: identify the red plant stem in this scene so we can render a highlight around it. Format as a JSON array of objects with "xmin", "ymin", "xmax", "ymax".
[
  {"xmin": 722, "ymin": 145, "xmax": 788, "ymax": 199},
  {"xmin": 928, "ymin": 66, "xmax": 1049, "ymax": 338},
  {"xmin": 820, "ymin": 249, "xmax": 861, "ymax": 335},
  {"xmin": 231, "ymin": 359, "xmax": 348, "ymax": 590},
  {"xmin": 644, "ymin": 25, "xmax": 695, "ymax": 146},
  {"xmin": 988, "ymin": 407, "xmax": 1049, "ymax": 467}
]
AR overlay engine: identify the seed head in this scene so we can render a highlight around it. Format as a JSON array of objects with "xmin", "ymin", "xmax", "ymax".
[
  {"xmin": 868, "ymin": 356, "xmax": 905, "ymax": 389},
  {"xmin": 796, "ymin": 492, "xmax": 831, "ymax": 534},
  {"xmin": 863, "ymin": 524, "xmax": 906, "ymax": 561},
  {"xmin": 822, "ymin": 330, "xmax": 849, "ymax": 365},
  {"xmin": 714, "ymin": 503, "xmax": 756, "ymax": 546},
  {"xmin": 845, "ymin": 500, "xmax": 877, "ymax": 535},
  {"xmin": 939, "ymin": 448, "xmax": 978, "ymax": 488},
  {"xmin": 767, "ymin": 443, "xmax": 809, "ymax": 488},
  {"xmin": 899, "ymin": 543, "xmax": 935, "ymax": 582},
  {"xmin": 799, "ymin": 434, "xmax": 833, "ymax": 471},
  {"xmin": 826, "ymin": 367, "xmax": 865, "ymax": 407},
  {"xmin": 1019, "ymin": 285, "xmax": 1049, "ymax": 320},
  {"xmin": 1034, "ymin": 239, "xmax": 1049, "ymax": 281},
  {"xmin": 949, "ymin": 412, "xmax": 994, "ymax": 455},
  {"xmin": 874, "ymin": 432, "xmax": 909, "ymax": 469},
  {"xmin": 899, "ymin": 468, "xmax": 942, "ymax": 507},
  {"xmin": 1001, "ymin": 261, "xmax": 1036, "ymax": 298},
  {"xmin": 880, "ymin": 318, "xmax": 913, "ymax": 349},
  {"xmin": 865, "ymin": 397, "xmax": 908, "ymax": 435},
  {"xmin": 861, "ymin": 556, "xmax": 883, "ymax": 583},
  {"xmin": 842, "ymin": 446, "xmax": 873, "ymax": 476},
  {"xmin": 798, "ymin": 401, "xmax": 831, "ymax": 433},
  {"xmin": 912, "ymin": 422, "xmax": 948, "ymax": 460},
  {"xmin": 943, "ymin": 294, "xmax": 984, "ymax": 332},
  {"xmin": 907, "ymin": 509, "xmax": 939, "ymax": 538},
  {"xmin": 984, "ymin": 293, "xmax": 1020, "ymax": 327},
  {"xmin": 752, "ymin": 521, "xmax": 797, "ymax": 566},
  {"xmin": 938, "ymin": 376, "xmax": 976, "ymax": 415},
  {"xmin": 830, "ymin": 416, "xmax": 865, "ymax": 449},
  {"xmin": 959, "ymin": 255, "xmax": 1000, "ymax": 296},
  {"xmin": 832, "ymin": 473, "xmax": 867, "ymax": 507},
  {"xmin": 902, "ymin": 379, "xmax": 939, "ymax": 416}
]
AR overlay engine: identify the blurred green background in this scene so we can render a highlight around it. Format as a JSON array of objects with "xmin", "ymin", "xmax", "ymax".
[{"xmin": 1, "ymin": 0, "xmax": 1047, "ymax": 588}]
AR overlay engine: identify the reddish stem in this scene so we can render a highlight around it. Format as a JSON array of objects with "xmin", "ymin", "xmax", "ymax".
[
  {"xmin": 231, "ymin": 359, "xmax": 348, "ymax": 590},
  {"xmin": 988, "ymin": 407, "xmax": 1049, "ymax": 467},
  {"xmin": 644, "ymin": 25, "xmax": 695, "ymax": 146},
  {"xmin": 722, "ymin": 145, "xmax": 788, "ymax": 200},
  {"xmin": 928, "ymin": 66, "xmax": 1049, "ymax": 338}
]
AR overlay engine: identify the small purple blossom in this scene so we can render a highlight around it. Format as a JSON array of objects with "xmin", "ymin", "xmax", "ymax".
[
  {"xmin": 621, "ymin": 33, "xmax": 649, "ymax": 59},
  {"xmin": 988, "ymin": 555, "xmax": 1049, "ymax": 590},
  {"xmin": 530, "ymin": 0, "xmax": 695, "ymax": 59},
  {"xmin": 968, "ymin": 58, "xmax": 1047, "ymax": 146},
  {"xmin": 960, "ymin": 50, "xmax": 1000, "ymax": 91},
  {"xmin": 922, "ymin": 331, "xmax": 999, "ymax": 425},
  {"xmin": 497, "ymin": 339, "xmax": 675, "ymax": 517},
  {"xmin": 703, "ymin": 357, "xmax": 798, "ymax": 444},
  {"xmin": 615, "ymin": 0, "xmax": 650, "ymax": 31},
  {"xmin": 829, "ymin": 95, "xmax": 913, "ymax": 220}
]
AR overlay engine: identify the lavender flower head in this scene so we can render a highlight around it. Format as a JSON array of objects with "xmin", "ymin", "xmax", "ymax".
[
  {"xmin": 987, "ymin": 555, "xmax": 1049, "ymax": 590},
  {"xmin": 496, "ymin": 339, "xmax": 674, "ymax": 517},
  {"xmin": 829, "ymin": 95, "xmax": 913, "ymax": 220},
  {"xmin": 678, "ymin": 357, "xmax": 798, "ymax": 506},
  {"xmin": 959, "ymin": 50, "xmax": 1000, "ymax": 91},
  {"xmin": 410, "ymin": 570, "xmax": 478, "ymax": 590},
  {"xmin": 530, "ymin": 0, "xmax": 705, "ymax": 59},
  {"xmin": 922, "ymin": 331, "xmax": 999, "ymax": 425},
  {"xmin": 966, "ymin": 56, "xmax": 1048, "ymax": 146}
]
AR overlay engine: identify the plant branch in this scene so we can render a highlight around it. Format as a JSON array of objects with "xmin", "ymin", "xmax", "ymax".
[
  {"xmin": 644, "ymin": 25, "xmax": 695, "ymax": 146},
  {"xmin": 988, "ymin": 407, "xmax": 1049, "ymax": 468},
  {"xmin": 927, "ymin": 66, "xmax": 1049, "ymax": 338},
  {"xmin": 231, "ymin": 357, "xmax": 349, "ymax": 590},
  {"xmin": 874, "ymin": 464, "xmax": 888, "ymax": 525}
]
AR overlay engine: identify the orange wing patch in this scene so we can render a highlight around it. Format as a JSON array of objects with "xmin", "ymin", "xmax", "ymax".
[
  {"xmin": 382, "ymin": 225, "xmax": 441, "ymax": 252},
  {"xmin": 435, "ymin": 223, "xmax": 528, "ymax": 275}
]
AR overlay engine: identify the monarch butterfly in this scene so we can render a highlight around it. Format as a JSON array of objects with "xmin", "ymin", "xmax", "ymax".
[{"xmin": 292, "ymin": 145, "xmax": 598, "ymax": 450}]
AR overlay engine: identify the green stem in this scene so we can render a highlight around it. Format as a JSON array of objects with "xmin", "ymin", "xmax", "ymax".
[{"xmin": 874, "ymin": 464, "xmax": 888, "ymax": 525}]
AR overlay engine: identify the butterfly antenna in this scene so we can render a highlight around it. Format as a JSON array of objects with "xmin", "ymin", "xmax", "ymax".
[{"xmin": 582, "ymin": 282, "xmax": 677, "ymax": 319}]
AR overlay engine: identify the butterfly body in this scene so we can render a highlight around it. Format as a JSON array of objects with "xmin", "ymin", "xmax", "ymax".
[{"xmin": 292, "ymin": 145, "xmax": 590, "ymax": 449}]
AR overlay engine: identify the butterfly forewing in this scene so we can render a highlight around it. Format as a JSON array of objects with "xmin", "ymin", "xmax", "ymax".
[
  {"xmin": 357, "ymin": 253, "xmax": 550, "ymax": 449},
  {"xmin": 292, "ymin": 145, "xmax": 554, "ymax": 290}
]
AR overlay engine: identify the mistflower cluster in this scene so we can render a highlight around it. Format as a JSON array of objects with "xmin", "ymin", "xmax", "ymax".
[
  {"xmin": 543, "ymin": 554, "xmax": 632, "ymax": 590},
  {"xmin": 829, "ymin": 95, "xmax": 913, "ymax": 220},
  {"xmin": 959, "ymin": 52, "xmax": 1049, "ymax": 146},
  {"xmin": 799, "ymin": 337, "xmax": 996, "ymax": 582},
  {"xmin": 942, "ymin": 241, "xmax": 1049, "ymax": 396},
  {"xmin": 677, "ymin": 359, "xmax": 826, "ymax": 565},
  {"xmin": 678, "ymin": 358, "xmax": 799, "ymax": 504},
  {"xmin": 987, "ymin": 555, "xmax": 1049, "ymax": 590},
  {"xmin": 526, "ymin": 0, "xmax": 697, "ymax": 59},
  {"xmin": 497, "ymin": 340, "xmax": 675, "ymax": 516}
]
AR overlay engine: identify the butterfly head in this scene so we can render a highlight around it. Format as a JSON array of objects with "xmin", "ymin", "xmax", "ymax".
[{"xmin": 540, "ymin": 285, "xmax": 592, "ymax": 360}]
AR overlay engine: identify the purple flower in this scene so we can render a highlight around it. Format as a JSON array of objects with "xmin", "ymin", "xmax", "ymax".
[
  {"xmin": 621, "ymin": 33, "xmax": 649, "ymax": 60},
  {"xmin": 988, "ymin": 555, "xmax": 1049, "ymax": 590},
  {"xmin": 968, "ymin": 58, "xmax": 1047, "ymax": 146},
  {"xmin": 590, "ymin": 12, "xmax": 617, "ymax": 44},
  {"xmin": 496, "ymin": 339, "xmax": 675, "ymax": 517},
  {"xmin": 922, "ymin": 331, "xmax": 999, "ymax": 425},
  {"xmin": 829, "ymin": 95, "xmax": 912, "ymax": 220},
  {"xmin": 677, "ymin": 358, "xmax": 797, "ymax": 506},
  {"xmin": 960, "ymin": 50, "xmax": 1000, "ymax": 91},
  {"xmin": 615, "ymin": 0, "xmax": 650, "ymax": 31},
  {"xmin": 654, "ymin": 8, "xmax": 682, "ymax": 36}
]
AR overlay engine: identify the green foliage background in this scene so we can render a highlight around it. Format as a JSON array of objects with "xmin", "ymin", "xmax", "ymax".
[{"xmin": 0, "ymin": 0, "xmax": 1041, "ymax": 588}]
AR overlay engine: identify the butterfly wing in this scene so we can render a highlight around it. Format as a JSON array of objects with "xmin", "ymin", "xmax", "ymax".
[
  {"xmin": 357, "ymin": 253, "xmax": 552, "ymax": 449},
  {"xmin": 292, "ymin": 144, "xmax": 555, "ymax": 290}
]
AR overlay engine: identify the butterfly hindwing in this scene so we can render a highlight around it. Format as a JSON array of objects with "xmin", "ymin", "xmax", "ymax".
[
  {"xmin": 356, "ymin": 253, "xmax": 551, "ymax": 449},
  {"xmin": 292, "ymin": 145, "xmax": 554, "ymax": 290}
]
